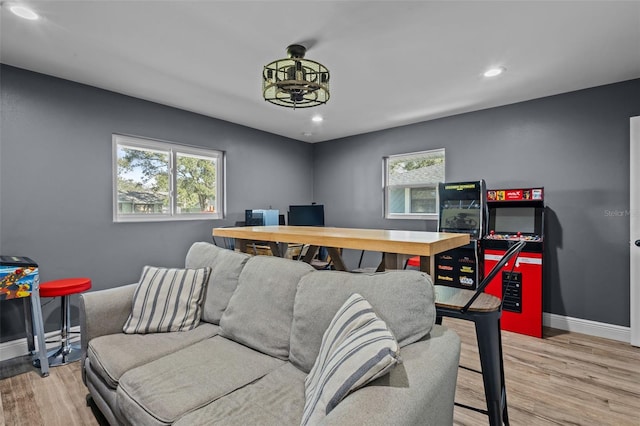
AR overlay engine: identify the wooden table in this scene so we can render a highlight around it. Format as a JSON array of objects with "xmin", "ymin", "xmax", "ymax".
[{"xmin": 212, "ymin": 225, "xmax": 469, "ymax": 276}]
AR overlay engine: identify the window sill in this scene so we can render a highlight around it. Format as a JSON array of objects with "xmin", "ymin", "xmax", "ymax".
[
  {"xmin": 385, "ymin": 213, "xmax": 438, "ymax": 220},
  {"xmin": 114, "ymin": 213, "xmax": 223, "ymax": 223}
]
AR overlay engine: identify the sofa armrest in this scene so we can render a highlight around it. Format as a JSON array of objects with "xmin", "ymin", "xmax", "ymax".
[
  {"xmin": 320, "ymin": 325, "xmax": 461, "ymax": 426},
  {"xmin": 80, "ymin": 283, "xmax": 137, "ymax": 351},
  {"xmin": 80, "ymin": 283, "xmax": 137, "ymax": 385}
]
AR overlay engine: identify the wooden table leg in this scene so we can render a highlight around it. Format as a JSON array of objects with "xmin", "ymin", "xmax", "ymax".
[
  {"xmin": 383, "ymin": 253, "xmax": 400, "ymax": 271},
  {"xmin": 302, "ymin": 245, "xmax": 320, "ymax": 263},
  {"xmin": 326, "ymin": 247, "xmax": 347, "ymax": 271},
  {"xmin": 419, "ymin": 255, "xmax": 434, "ymax": 275},
  {"xmin": 268, "ymin": 242, "xmax": 289, "ymax": 258}
]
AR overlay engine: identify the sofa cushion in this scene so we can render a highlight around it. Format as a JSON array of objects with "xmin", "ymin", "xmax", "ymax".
[
  {"xmin": 220, "ymin": 256, "xmax": 314, "ymax": 359},
  {"xmin": 185, "ymin": 242, "xmax": 250, "ymax": 324},
  {"xmin": 123, "ymin": 266, "xmax": 210, "ymax": 334},
  {"xmin": 116, "ymin": 336, "xmax": 285, "ymax": 426},
  {"xmin": 173, "ymin": 363, "xmax": 306, "ymax": 426},
  {"xmin": 290, "ymin": 270, "xmax": 435, "ymax": 373},
  {"xmin": 88, "ymin": 323, "xmax": 219, "ymax": 389},
  {"xmin": 301, "ymin": 294, "xmax": 400, "ymax": 426}
]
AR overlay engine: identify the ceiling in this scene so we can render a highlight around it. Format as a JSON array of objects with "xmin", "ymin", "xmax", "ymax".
[{"xmin": 1, "ymin": 1, "xmax": 639, "ymax": 143}]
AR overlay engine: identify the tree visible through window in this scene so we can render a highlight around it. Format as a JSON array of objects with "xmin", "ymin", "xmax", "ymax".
[
  {"xmin": 176, "ymin": 153, "xmax": 218, "ymax": 214},
  {"xmin": 113, "ymin": 135, "xmax": 223, "ymax": 222},
  {"xmin": 384, "ymin": 149, "xmax": 445, "ymax": 219}
]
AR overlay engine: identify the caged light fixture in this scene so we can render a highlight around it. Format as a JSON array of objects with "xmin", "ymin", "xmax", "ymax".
[{"xmin": 263, "ymin": 44, "xmax": 330, "ymax": 109}]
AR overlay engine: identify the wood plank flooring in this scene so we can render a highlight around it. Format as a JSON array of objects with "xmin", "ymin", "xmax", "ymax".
[
  {"xmin": 1, "ymin": 319, "xmax": 639, "ymax": 425},
  {"xmin": 448, "ymin": 318, "xmax": 640, "ymax": 425}
]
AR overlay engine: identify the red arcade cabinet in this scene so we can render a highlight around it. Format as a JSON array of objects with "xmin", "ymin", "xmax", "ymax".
[{"xmin": 483, "ymin": 188, "xmax": 544, "ymax": 338}]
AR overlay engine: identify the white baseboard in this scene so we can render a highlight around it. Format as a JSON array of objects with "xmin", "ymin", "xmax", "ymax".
[
  {"xmin": 543, "ymin": 312, "xmax": 630, "ymax": 343},
  {"xmin": 0, "ymin": 326, "xmax": 80, "ymax": 362}
]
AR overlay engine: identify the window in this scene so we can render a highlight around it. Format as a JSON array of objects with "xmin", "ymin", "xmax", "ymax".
[
  {"xmin": 383, "ymin": 148, "xmax": 445, "ymax": 219},
  {"xmin": 113, "ymin": 134, "xmax": 224, "ymax": 222}
]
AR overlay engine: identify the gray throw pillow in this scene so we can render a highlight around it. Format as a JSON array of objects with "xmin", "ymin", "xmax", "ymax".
[
  {"xmin": 123, "ymin": 266, "xmax": 210, "ymax": 334},
  {"xmin": 300, "ymin": 293, "xmax": 400, "ymax": 425}
]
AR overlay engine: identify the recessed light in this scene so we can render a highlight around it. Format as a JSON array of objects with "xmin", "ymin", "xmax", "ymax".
[
  {"xmin": 484, "ymin": 67, "xmax": 506, "ymax": 78},
  {"xmin": 311, "ymin": 115, "xmax": 323, "ymax": 123},
  {"xmin": 10, "ymin": 5, "xmax": 39, "ymax": 20}
]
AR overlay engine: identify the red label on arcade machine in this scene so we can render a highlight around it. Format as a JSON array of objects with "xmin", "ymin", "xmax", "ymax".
[
  {"xmin": 487, "ymin": 188, "xmax": 543, "ymax": 202},
  {"xmin": 484, "ymin": 187, "xmax": 544, "ymax": 338}
]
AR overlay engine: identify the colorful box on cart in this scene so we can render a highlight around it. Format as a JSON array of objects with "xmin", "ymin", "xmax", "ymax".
[{"xmin": 0, "ymin": 256, "xmax": 38, "ymax": 300}]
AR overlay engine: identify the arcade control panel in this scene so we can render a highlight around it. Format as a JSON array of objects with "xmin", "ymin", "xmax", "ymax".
[
  {"xmin": 484, "ymin": 231, "xmax": 543, "ymax": 253},
  {"xmin": 485, "ymin": 230, "xmax": 542, "ymax": 242}
]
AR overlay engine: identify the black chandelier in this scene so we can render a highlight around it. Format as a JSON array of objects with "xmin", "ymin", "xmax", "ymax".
[{"xmin": 262, "ymin": 44, "xmax": 330, "ymax": 109}]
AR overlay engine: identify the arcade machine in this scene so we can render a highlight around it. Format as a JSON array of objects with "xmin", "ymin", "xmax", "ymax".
[
  {"xmin": 434, "ymin": 180, "xmax": 487, "ymax": 289},
  {"xmin": 483, "ymin": 187, "xmax": 544, "ymax": 338}
]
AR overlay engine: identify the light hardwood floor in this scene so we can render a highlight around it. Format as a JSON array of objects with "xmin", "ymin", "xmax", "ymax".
[{"xmin": 1, "ymin": 318, "xmax": 639, "ymax": 425}]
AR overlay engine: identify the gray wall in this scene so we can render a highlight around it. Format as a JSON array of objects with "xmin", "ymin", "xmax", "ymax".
[
  {"xmin": 2, "ymin": 64, "xmax": 638, "ymax": 344},
  {"xmin": 0, "ymin": 65, "xmax": 314, "ymax": 342},
  {"xmin": 313, "ymin": 79, "xmax": 640, "ymax": 327}
]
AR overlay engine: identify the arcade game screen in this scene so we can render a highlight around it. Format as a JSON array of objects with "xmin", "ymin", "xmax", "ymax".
[
  {"xmin": 493, "ymin": 207, "xmax": 535, "ymax": 234},
  {"xmin": 439, "ymin": 201, "xmax": 482, "ymax": 237}
]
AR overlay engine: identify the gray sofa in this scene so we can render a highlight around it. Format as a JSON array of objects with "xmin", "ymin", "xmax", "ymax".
[{"xmin": 80, "ymin": 242, "xmax": 461, "ymax": 425}]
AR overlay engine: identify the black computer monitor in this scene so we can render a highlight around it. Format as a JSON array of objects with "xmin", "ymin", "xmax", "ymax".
[
  {"xmin": 288, "ymin": 204, "xmax": 325, "ymax": 226},
  {"xmin": 245, "ymin": 209, "xmax": 279, "ymax": 226},
  {"xmin": 245, "ymin": 209, "xmax": 263, "ymax": 226}
]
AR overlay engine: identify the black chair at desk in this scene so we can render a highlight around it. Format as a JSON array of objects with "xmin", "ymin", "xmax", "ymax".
[
  {"xmin": 212, "ymin": 227, "xmax": 236, "ymax": 250},
  {"xmin": 351, "ymin": 250, "xmax": 382, "ymax": 273},
  {"xmin": 288, "ymin": 204, "xmax": 330, "ymax": 268},
  {"xmin": 212, "ymin": 222, "xmax": 247, "ymax": 251},
  {"xmin": 435, "ymin": 239, "xmax": 526, "ymax": 426}
]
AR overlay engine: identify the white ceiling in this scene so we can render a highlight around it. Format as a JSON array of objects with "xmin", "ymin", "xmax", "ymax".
[{"xmin": 2, "ymin": 1, "xmax": 639, "ymax": 143}]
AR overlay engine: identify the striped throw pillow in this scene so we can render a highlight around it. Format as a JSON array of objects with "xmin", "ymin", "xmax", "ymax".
[
  {"xmin": 301, "ymin": 293, "xmax": 400, "ymax": 425},
  {"xmin": 123, "ymin": 266, "xmax": 210, "ymax": 334}
]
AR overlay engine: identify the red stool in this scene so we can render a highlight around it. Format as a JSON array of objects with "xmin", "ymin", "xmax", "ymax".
[
  {"xmin": 39, "ymin": 277, "xmax": 91, "ymax": 366},
  {"xmin": 405, "ymin": 256, "xmax": 420, "ymax": 268}
]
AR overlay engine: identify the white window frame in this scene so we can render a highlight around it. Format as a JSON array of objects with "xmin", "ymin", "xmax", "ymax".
[
  {"xmin": 113, "ymin": 134, "xmax": 225, "ymax": 222},
  {"xmin": 383, "ymin": 148, "xmax": 445, "ymax": 220}
]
